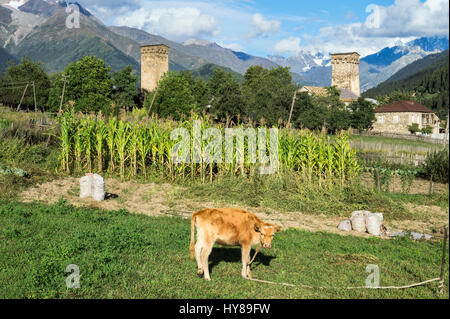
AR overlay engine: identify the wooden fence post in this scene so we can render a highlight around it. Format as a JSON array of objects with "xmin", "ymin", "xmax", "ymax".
[
  {"xmin": 146, "ymin": 85, "xmax": 159, "ymax": 121},
  {"xmin": 16, "ymin": 83, "xmax": 29, "ymax": 112},
  {"xmin": 375, "ymin": 168, "xmax": 381, "ymax": 191},
  {"xmin": 59, "ymin": 75, "xmax": 69, "ymax": 112},
  {"xmin": 428, "ymin": 173, "xmax": 433, "ymax": 196},
  {"xmin": 438, "ymin": 226, "xmax": 448, "ymax": 294},
  {"xmin": 287, "ymin": 90, "xmax": 297, "ymax": 127},
  {"xmin": 32, "ymin": 81, "xmax": 37, "ymax": 112}
]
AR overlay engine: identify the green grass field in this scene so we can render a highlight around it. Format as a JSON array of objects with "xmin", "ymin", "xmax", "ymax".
[
  {"xmin": 349, "ymin": 134, "xmax": 442, "ymax": 149},
  {"xmin": 0, "ymin": 200, "xmax": 448, "ymax": 299}
]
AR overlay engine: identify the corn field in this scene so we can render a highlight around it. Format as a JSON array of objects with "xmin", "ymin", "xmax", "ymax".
[{"xmin": 58, "ymin": 109, "xmax": 360, "ymax": 184}]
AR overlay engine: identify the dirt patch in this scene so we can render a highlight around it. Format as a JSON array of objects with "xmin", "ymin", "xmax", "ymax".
[{"xmin": 19, "ymin": 177, "xmax": 448, "ymax": 239}]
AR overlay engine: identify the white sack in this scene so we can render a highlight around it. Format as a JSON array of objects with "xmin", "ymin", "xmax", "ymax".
[
  {"xmin": 92, "ymin": 174, "xmax": 105, "ymax": 202},
  {"xmin": 79, "ymin": 175, "xmax": 92, "ymax": 198},
  {"xmin": 350, "ymin": 211, "xmax": 371, "ymax": 232},
  {"xmin": 337, "ymin": 220, "xmax": 352, "ymax": 232},
  {"xmin": 366, "ymin": 213, "xmax": 383, "ymax": 236}
]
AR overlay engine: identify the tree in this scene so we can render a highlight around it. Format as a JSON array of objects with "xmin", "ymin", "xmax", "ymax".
[
  {"xmin": 62, "ymin": 56, "xmax": 113, "ymax": 114},
  {"xmin": 349, "ymin": 97, "xmax": 376, "ymax": 132},
  {"xmin": 112, "ymin": 65, "xmax": 138, "ymax": 113},
  {"xmin": 47, "ymin": 72, "xmax": 66, "ymax": 112},
  {"xmin": 3, "ymin": 57, "xmax": 50, "ymax": 111},
  {"xmin": 0, "ymin": 71, "xmax": 5, "ymax": 104},
  {"xmin": 243, "ymin": 66, "xmax": 296, "ymax": 126},
  {"xmin": 293, "ymin": 92, "xmax": 329, "ymax": 130},
  {"xmin": 327, "ymin": 108, "xmax": 351, "ymax": 133},
  {"xmin": 181, "ymin": 71, "xmax": 210, "ymax": 112},
  {"xmin": 148, "ymin": 71, "xmax": 198, "ymax": 120},
  {"xmin": 207, "ymin": 69, "xmax": 245, "ymax": 127}
]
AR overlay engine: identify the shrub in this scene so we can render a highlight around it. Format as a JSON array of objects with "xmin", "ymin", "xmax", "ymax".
[
  {"xmin": 421, "ymin": 125, "xmax": 433, "ymax": 134},
  {"xmin": 407, "ymin": 123, "xmax": 420, "ymax": 134},
  {"xmin": 422, "ymin": 148, "xmax": 449, "ymax": 183}
]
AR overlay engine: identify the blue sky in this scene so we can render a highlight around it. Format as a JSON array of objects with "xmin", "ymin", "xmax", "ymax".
[{"xmin": 79, "ymin": 0, "xmax": 449, "ymax": 58}]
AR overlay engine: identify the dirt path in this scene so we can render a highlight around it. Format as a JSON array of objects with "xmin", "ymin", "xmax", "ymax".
[{"xmin": 19, "ymin": 177, "xmax": 448, "ymax": 239}]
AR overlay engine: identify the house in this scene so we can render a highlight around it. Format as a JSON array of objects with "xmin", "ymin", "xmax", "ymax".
[
  {"xmin": 298, "ymin": 86, "xmax": 328, "ymax": 97},
  {"xmin": 372, "ymin": 100, "xmax": 440, "ymax": 135},
  {"xmin": 298, "ymin": 86, "xmax": 359, "ymax": 106},
  {"xmin": 337, "ymin": 88, "xmax": 359, "ymax": 105}
]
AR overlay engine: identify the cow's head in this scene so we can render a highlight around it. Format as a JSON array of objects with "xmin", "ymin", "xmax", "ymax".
[{"xmin": 254, "ymin": 223, "xmax": 282, "ymax": 249}]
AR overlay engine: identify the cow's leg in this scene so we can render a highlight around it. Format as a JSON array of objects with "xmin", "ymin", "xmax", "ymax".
[
  {"xmin": 200, "ymin": 240, "xmax": 213, "ymax": 281},
  {"xmin": 195, "ymin": 239, "xmax": 203, "ymax": 276},
  {"xmin": 241, "ymin": 244, "xmax": 251, "ymax": 278}
]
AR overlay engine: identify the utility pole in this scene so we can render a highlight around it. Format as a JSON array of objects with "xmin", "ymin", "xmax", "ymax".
[
  {"xmin": 32, "ymin": 81, "xmax": 37, "ymax": 112},
  {"xmin": 59, "ymin": 75, "xmax": 69, "ymax": 112},
  {"xmin": 287, "ymin": 89, "xmax": 297, "ymax": 127},
  {"xmin": 17, "ymin": 82, "xmax": 29, "ymax": 112}
]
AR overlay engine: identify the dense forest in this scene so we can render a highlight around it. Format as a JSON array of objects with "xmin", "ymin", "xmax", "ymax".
[{"xmin": 364, "ymin": 50, "xmax": 449, "ymax": 120}]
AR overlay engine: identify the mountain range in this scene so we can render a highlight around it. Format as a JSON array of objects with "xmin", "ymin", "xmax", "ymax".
[
  {"xmin": 363, "ymin": 49, "xmax": 449, "ymax": 120},
  {"xmin": 0, "ymin": 0, "xmax": 449, "ymax": 91},
  {"xmin": 270, "ymin": 36, "xmax": 449, "ymax": 91},
  {"xmin": 0, "ymin": 46, "xmax": 15, "ymax": 71},
  {"xmin": 363, "ymin": 49, "xmax": 449, "ymax": 97}
]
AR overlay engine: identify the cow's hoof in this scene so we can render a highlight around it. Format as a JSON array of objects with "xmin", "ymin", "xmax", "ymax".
[
  {"xmin": 204, "ymin": 277, "xmax": 211, "ymax": 281},
  {"xmin": 197, "ymin": 269, "xmax": 204, "ymax": 276}
]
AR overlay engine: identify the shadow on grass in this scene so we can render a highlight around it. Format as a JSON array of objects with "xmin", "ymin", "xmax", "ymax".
[
  {"xmin": 105, "ymin": 192, "xmax": 119, "ymax": 200},
  {"xmin": 208, "ymin": 247, "xmax": 276, "ymax": 274}
]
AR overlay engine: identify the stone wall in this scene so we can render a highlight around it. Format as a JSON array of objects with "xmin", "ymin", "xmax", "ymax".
[
  {"xmin": 140, "ymin": 45, "xmax": 169, "ymax": 92},
  {"xmin": 372, "ymin": 112, "xmax": 440, "ymax": 135},
  {"xmin": 331, "ymin": 53, "xmax": 360, "ymax": 97}
]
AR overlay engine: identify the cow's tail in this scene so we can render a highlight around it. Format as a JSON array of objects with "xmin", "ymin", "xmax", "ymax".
[{"xmin": 190, "ymin": 213, "xmax": 197, "ymax": 260}]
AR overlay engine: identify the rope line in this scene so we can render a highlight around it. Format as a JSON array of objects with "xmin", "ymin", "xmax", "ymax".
[
  {"xmin": 245, "ymin": 277, "xmax": 441, "ymax": 290},
  {"xmin": 0, "ymin": 81, "xmax": 32, "ymax": 85},
  {"xmin": 0, "ymin": 85, "xmax": 29, "ymax": 90}
]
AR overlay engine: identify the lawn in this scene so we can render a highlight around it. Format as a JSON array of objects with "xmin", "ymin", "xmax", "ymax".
[{"xmin": 0, "ymin": 200, "xmax": 448, "ymax": 299}]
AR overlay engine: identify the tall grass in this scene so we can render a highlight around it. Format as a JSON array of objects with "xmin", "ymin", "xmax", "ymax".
[{"xmin": 57, "ymin": 109, "xmax": 360, "ymax": 184}]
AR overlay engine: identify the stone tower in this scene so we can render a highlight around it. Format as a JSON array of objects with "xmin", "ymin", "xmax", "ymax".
[
  {"xmin": 140, "ymin": 44, "xmax": 169, "ymax": 92},
  {"xmin": 331, "ymin": 52, "xmax": 360, "ymax": 97}
]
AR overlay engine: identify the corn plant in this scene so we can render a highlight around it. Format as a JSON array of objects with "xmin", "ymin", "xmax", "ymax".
[
  {"xmin": 58, "ymin": 114, "xmax": 360, "ymax": 185},
  {"xmin": 136, "ymin": 124, "xmax": 152, "ymax": 180},
  {"xmin": 115, "ymin": 120, "xmax": 132, "ymax": 180},
  {"xmin": 106, "ymin": 117, "xmax": 117, "ymax": 173},
  {"xmin": 95, "ymin": 115, "xmax": 107, "ymax": 172},
  {"xmin": 58, "ymin": 109, "xmax": 75, "ymax": 173}
]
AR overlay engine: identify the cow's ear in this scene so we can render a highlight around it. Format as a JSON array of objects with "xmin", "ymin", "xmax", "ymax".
[
  {"xmin": 275, "ymin": 226, "xmax": 282, "ymax": 232},
  {"xmin": 254, "ymin": 223, "xmax": 261, "ymax": 233}
]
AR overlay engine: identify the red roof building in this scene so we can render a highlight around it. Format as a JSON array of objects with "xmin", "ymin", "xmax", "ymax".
[{"xmin": 372, "ymin": 100, "xmax": 440, "ymax": 135}]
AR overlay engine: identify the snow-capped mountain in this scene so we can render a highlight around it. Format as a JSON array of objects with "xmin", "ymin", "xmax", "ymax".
[
  {"xmin": 268, "ymin": 51, "xmax": 330, "ymax": 74},
  {"xmin": 284, "ymin": 36, "xmax": 449, "ymax": 91}
]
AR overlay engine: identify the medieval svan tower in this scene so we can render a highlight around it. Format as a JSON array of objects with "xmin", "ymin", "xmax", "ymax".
[
  {"xmin": 331, "ymin": 52, "xmax": 360, "ymax": 97},
  {"xmin": 140, "ymin": 44, "xmax": 169, "ymax": 92}
]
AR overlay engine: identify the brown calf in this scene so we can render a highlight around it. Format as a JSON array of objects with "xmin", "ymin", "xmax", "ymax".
[{"xmin": 190, "ymin": 208, "xmax": 282, "ymax": 281}]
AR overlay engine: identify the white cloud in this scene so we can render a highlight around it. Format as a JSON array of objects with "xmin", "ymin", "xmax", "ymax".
[
  {"xmin": 355, "ymin": 0, "xmax": 449, "ymax": 38},
  {"xmin": 274, "ymin": 37, "xmax": 302, "ymax": 55},
  {"xmin": 248, "ymin": 13, "xmax": 281, "ymax": 38},
  {"xmin": 115, "ymin": 7, "xmax": 219, "ymax": 38},
  {"xmin": 299, "ymin": 0, "xmax": 449, "ymax": 57}
]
